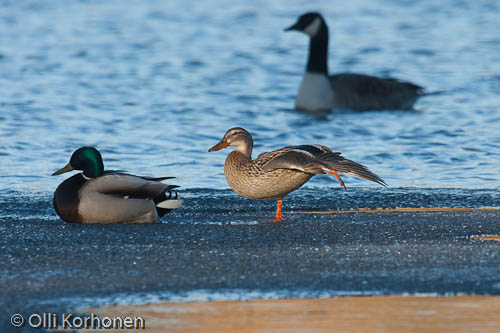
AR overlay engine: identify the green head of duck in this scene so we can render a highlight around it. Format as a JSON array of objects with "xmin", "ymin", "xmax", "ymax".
[{"xmin": 52, "ymin": 147, "xmax": 104, "ymax": 178}]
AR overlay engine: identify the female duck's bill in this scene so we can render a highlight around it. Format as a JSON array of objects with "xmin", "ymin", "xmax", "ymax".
[
  {"xmin": 285, "ymin": 12, "xmax": 424, "ymax": 112},
  {"xmin": 52, "ymin": 147, "xmax": 183, "ymax": 224},
  {"xmin": 209, "ymin": 127, "xmax": 386, "ymax": 222}
]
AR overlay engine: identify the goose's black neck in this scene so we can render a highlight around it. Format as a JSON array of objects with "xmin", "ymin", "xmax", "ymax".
[{"xmin": 306, "ymin": 23, "xmax": 329, "ymax": 74}]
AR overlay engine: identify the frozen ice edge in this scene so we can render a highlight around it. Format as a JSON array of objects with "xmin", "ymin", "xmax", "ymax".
[{"xmin": 34, "ymin": 289, "xmax": 476, "ymax": 312}]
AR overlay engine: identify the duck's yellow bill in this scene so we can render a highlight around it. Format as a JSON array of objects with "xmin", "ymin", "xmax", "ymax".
[
  {"xmin": 208, "ymin": 141, "xmax": 229, "ymax": 152},
  {"xmin": 52, "ymin": 163, "xmax": 74, "ymax": 176}
]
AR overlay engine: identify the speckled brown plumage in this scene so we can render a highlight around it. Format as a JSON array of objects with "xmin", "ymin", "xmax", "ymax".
[
  {"xmin": 209, "ymin": 127, "xmax": 386, "ymax": 222},
  {"xmin": 224, "ymin": 150, "xmax": 313, "ymax": 200}
]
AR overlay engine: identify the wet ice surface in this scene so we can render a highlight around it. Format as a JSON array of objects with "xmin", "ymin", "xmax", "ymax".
[{"xmin": 1, "ymin": 189, "xmax": 500, "ymax": 331}]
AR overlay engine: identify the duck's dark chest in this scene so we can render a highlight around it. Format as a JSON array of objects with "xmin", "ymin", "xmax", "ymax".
[{"xmin": 53, "ymin": 174, "xmax": 86, "ymax": 223}]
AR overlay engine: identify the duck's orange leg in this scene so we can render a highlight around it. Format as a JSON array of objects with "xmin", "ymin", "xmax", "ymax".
[
  {"xmin": 326, "ymin": 170, "xmax": 347, "ymax": 190},
  {"xmin": 259, "ymin": 200, "xmax": 285, "ymax": 222}
]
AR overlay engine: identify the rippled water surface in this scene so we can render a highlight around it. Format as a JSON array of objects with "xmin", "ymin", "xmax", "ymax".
[{"xmin": 1, "ymin": 0, "xmax": 499, "ymax": 193}]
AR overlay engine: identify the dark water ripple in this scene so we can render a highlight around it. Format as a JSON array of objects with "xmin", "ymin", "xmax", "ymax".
[{"xmin": 0, "ymin": 0, "xmax": 499, "ymax": 195}]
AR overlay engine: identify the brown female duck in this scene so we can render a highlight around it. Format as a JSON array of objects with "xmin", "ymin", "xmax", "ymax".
[{"xmin": 209, "ymin": 127, "xmax": 386, "ymax": 222}]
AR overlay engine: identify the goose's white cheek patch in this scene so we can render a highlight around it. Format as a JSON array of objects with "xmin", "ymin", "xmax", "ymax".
[{"xmin": 304, "ymin": 17, "xmax": 322, "ymax": 37}]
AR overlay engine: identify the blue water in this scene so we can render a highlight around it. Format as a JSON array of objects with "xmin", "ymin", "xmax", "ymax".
[{"xmin": 1, "ymin": 0, "xmax": 499, "ymax": 194}]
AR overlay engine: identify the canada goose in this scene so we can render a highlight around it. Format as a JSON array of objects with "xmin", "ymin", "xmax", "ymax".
[{"xmin": 286, "ymin": 12, "xmax": 424, "ymax": 111}]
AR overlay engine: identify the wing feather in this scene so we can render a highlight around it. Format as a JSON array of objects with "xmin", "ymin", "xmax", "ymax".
[
  {"xmin": 319, "ymin": 153, "xmax": 387, "ymax": 186},
  {"xmin": 257, "ymin": 144, "xmax": 386, "ymax": 186},
  {"xmin": 261, "ymin": 145, "xmax": 335, "ymax": 174},
  {"xmin": 88, "ymin": 172, "xmax": 176, "ymax": 199}
]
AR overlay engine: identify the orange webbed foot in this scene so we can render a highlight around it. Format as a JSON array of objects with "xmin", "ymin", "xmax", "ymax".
[
  {"xmin": 258, "ymin": 200, "xmax": 285, "ymax": 222},
  {"xmin": 258, "ymin": 217, "xmax": 285, "ymax": 223}
]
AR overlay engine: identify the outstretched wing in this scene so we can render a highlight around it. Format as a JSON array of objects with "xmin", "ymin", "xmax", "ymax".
[
  {"xmin": 318, "ymin": 153, "xmax": 387, "ymax": 187},
  {"xmin": 259, "ymin": 145, "xmax": 386, "ymax": 187},
  {"xmin": 261, "ymin": 145, "xmax": 335, "ymax": 174}
]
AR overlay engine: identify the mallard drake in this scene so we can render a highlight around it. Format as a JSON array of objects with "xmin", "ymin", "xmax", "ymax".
[
  {"xmin": 209, "ymin": 127, "xmax": 386, "ymax": 222},
  {"xmin": 285, "ymin": 12, "xmax": 424, "ymax": 111},
  {"xmin": 52, "ymin": 147, "xmax": 183, "ymax": 224}
]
